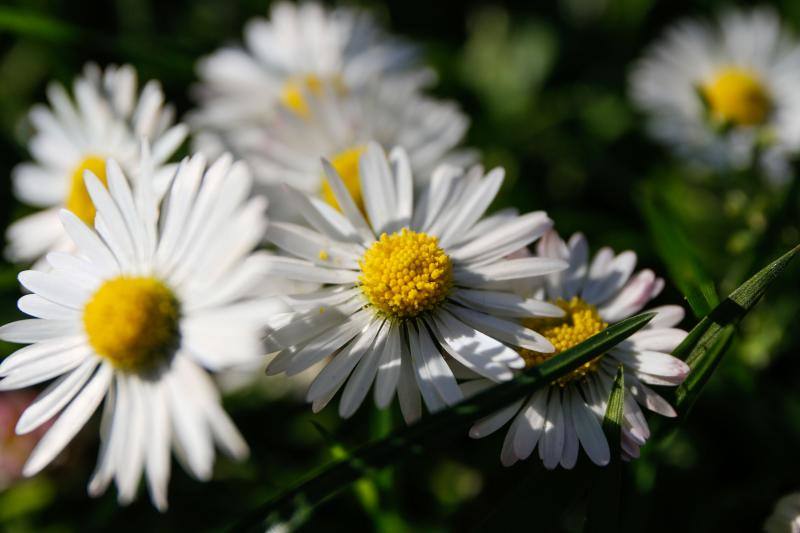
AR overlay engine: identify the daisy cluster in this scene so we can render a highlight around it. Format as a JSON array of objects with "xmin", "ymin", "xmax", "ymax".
[{"xmin": 0, "ymin": 1, "xmax": 713, "ymax": 511}]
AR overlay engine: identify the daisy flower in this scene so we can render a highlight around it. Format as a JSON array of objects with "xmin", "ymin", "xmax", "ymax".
[
  {"xmin": 465, "ymin": 230, "xmax": 690, "ymax": 468},
  {"xmin": 263, "ymin": 142, "xmax": 568, "ymax": 422},
  {"xmin": 0, "ymin": 145, "xmax": 280, "ymax": 510},
  {"xmin": 192, "ymin": 81, "xmax": 472, "ymax": 221},
  {"xmin": 6, "ymin": 63, "xmax": 187, "ymax": 265},
  {"xmin": 766, "ymin": 492, "xmax": 800, "ymax": 533},
  {"xmin": 192, "ymin": 1, "xmax": 431, "ymax": 131},
  {"xmin": 630, "ymin": 7, "xmax": 800, "ymax": 181}
]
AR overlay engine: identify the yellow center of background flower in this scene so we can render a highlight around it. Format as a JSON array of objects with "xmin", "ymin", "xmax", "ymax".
[
  {"xmin": 359, "ymin": 229, "xmax": 453, "ymax": 319},
  {"xmin": 521, "ymin": 297, "xmax": 608, "ymax": 387},
  {"xmin": 280, "ymin": 74, "xmax": 324, "ymax": 117},
  {"xmin": 702, "ymin": 67, "xmax": 771, "ymax": 126},
  {"xmin": 66, "ymin": 156, "xmax": 107, "ymax": 226},
  {"xmin": 321, "ymin": 146, "xmax": 366, "ymax": 214},
  {"xmin": 83, "ymin": 276, "xmax": 180, "ymax": 373}
]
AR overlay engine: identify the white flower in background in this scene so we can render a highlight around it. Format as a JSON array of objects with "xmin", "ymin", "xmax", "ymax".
[
  {"xmin": 193, "ymin": 79, "xmax": 471, "ymax": 221},
  {"xmin": 263, "ymin": 142, "xmax": 568, "ymax": 422},
  {"xmin": 192, "ymin": 1, "xmax": 431, "ymax": 131},
  {"xmin": 765, "ymin": 492, "xmax": 800, "ymax": 533},
  {"xmin": 465, "ymin": 230, "xmax": 690, "ymax": 468},
  {"xmin": 6, "ymin": 63, "xmax": 187, "ymax": 265},
  {"xmin": 0, "ymin": 146, "xmax": 282, "ymax": 510},
  {"xmin": 630, "ymin": 8, "xmax": 800, "ymax": 181}
]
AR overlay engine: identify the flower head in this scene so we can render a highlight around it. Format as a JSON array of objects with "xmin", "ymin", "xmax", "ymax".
[
  {"xmin": 5, "ymin": 63, "xmax": 187, "ymax": 265},
  {"xmin": 466, "ymin": 230, "xmax": 690, "ymax": 468},
  {"xmin": 192, "ymin": 1, "xmax": 432, "ymax": 129},
  {"xmin": 263, "ymin": 142, "xmax": 568, "ymax": 421},
  {"xmin": 0, "ymin": 145, "xmax": 283, "ymax": 510},
  {"xmin": 629, "ymin": 8, "xmax": 800, "ymax": 180},
  {"xmin": 193, "ymin": 78, "xmax": 472, "ymax": 221},
  {"xmin": 766, "ymin": 492, "xmax": 800, "ymax": 533}
]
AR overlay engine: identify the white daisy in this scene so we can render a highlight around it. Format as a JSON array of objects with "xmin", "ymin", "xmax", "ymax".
[
  {"xmin": 766, "ymin": 492, "xmax": 800, "ymax": 533},
  {"xmin": 263, "ymin": 142, "xmax": 568, "ymax": 422},
  {"xmin": 191, "ymin": 1, "xmax": 431, "ymax": 130},
  {"xmin": 6, "ymin": 63, "xmax": 188, "ymax": 265},
  {"xmin": 193, "ymin": 78, "xmax": 472, "ymax": 221},
  {"xmin": 0, "ymin": 145, "xmax": 281, "ymax": 510},
  {"xmin": 465, "ymin": 230, "xmax": 690, "ymax": 468},
  {"xmin": 629, "ymin": 7, "xmax": 800, "ymax": 181}
]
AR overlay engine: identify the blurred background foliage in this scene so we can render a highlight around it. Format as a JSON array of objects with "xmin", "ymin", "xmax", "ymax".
[{"xmin": 0, "ymin": 0, "xmax": 799, "ymax": 531}]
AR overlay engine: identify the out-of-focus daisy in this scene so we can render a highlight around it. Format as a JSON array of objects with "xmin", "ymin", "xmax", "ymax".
[
  {"xmin": 6, "ymin": 63, "xmax": 187, "ymax": 265},
  {"xmin": 263, "ymin": 142, "xmax": 568, "ymax": 421},
  {"xmin": 193, "ymin": 80, "xmax": 471, "ymax": 220},
  {"xmin": 630, "ymin": 8, "xmax": 800, "ymax": 181},
  {"xmin": 465, "ymin": 230, "xmax": 690, "ymax": 468},
  {"xmin": 0, "ymin": 146, "xmax": 281, "ymax": 510},
  {"xmin": 766, "ymin": 492, "xmax": 800, "ymax": 533},
  {"xmin": 192, "ymin": 1, "xmax": 431, "ymax": 130}
]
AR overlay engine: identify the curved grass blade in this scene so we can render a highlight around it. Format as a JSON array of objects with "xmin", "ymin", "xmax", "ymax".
[
  {"xmin": 585, "ymin": 366, "xmax": 624, "ymax": 533},
  {"xmin": 230, "ymin": 312, "xmax": 655, "ymax": 532},
  {"xmin": 673, "ymin": 245, "xmax": 799, "ymax": 414}
]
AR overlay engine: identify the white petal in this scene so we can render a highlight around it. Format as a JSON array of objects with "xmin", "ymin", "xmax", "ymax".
[
  {"xmin": 540, "ymin": 388, "xmax": 565, "ymax": 470},
  {"xmin": 306, "ymin": 319, "xmax": 383, "ymax": 405},
  {"xmin": 0, "ymin": 344, "xmax": 91, "ymax": 389},
  {"xmin": 470, "ymin": 398, "xmax": 524, "ymax": 439},
  {"xmin": 612, "ymin": 349, "xmax": 690, "ymax": 381},
  {"xmin": 17, "ymin": 294, "xmax": 80, "ymax": 320},
  {"xmin": 374, "ymin": 325, "xmax": 402, "ymax": 409},
  {"xmin": 445, "ymin": 304, "xmax": 554, "ymax": 353},
  {"xmin": 583, "ymin": 250, "xmax": 637, "ymax": 305},
  {"xmin": 16, "ymin": 358, "xmax": 98, "ymax": 434},
  {"xmin": 264, "ymin": 256, "xmax": 359, "ymax": 284},
  {"xmin": 23, "ymin": 363, "xmax": 112, "ymax": 476},
  {"xmin": 18, "ymin": 270, "xmax": 90, "ymax": 309},
  {"xmin": 339, "ymin": 321, "xmax": 390, "ymax": 418},
  {"xmin": 454, "ymin": 257, "xmax": 568, "ymax": 286},
  {"xmin": 144, "ymin": 379, "xmax": 171, "ymax": 512},
  {"xmin": 431, "ymin": 310, "xmax": 522, "ymax": 382},
  {"xmin": 569, "ymin": 390, "xmax": 609, "ymax": 466},
  {"xmin": 452, "ymin": 288, "xmax": 564, "ymax": 319},
  {"xmin": 359, "ymin": 142, "xmax": 397, "ymax": 235},
  {"xmin": 513, "ymin": 389, "xmax": 549, "ymax": 460},
  {"xmin": 58, "ymin": 210, "xmax": 119, "ymax": 275}
]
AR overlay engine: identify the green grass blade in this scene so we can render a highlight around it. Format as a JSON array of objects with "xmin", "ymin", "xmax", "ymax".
[
  {"xmin": 585, "ymin": 366, "xmax": 624, "ymax": 533},
  {"xmin": 673, "ymin": 245, "xmax": 800, "ymax": 414},
  {"xmin": 230, "ymin": 312, "xmax": 655, "ymax": 532},
  {"xmin": 640, "ymin": 183, "xmax": 719, "ymax": 317}
]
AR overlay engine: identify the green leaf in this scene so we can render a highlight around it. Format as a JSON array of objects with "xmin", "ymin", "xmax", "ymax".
[
  {"xmin": 0, "ymin": 7, "xmax": 80, "ymax": 42},
  {"xmin": 585, "ymin": 366, "xmax": 624, "ymax": 533},
  {"xmin": 230, "ymin": 312, "xmax": 655, "ymax": 532},
  {"xmin": 640, "ymin": 183, "xmax": 719, "ymax": 317},
  {"xmin": 674, "ymin": 245, "xmax": 800, "ymax": 413}
]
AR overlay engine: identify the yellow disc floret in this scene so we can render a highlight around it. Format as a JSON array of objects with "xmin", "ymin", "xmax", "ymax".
[
  {"xmin": 83, "ymin": 276, "xmax": 180, "ymax": 373},
  {"xmin": 702, "ymin": 67, "xmax": 771, "ymax": 126},
  {"xmin": 521, "ymin": 297, "xmax": 608, "ymax": 387},
  {"xmin": 66, "ymin": 156, "xmax": 107, "ymax": 226},
  {"xmin": 359, "ymin": 229, "xmax": 453, "ymax": 319},
  {"xmin": 321, "ymin": 145, "xmax": 366, "ymax": 214},
  {"xmin": 280, "ymin": 74, "xmax": 324, "ymax": 117}
]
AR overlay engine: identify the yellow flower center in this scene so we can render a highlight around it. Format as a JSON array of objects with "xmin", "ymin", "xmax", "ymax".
[
  {"xmin": 359, "ymin": 229, "xmax": 453, "ymax": 319},
  {"xmin": 83, "ymin": 276, "xmax": 181, "ymax": 373},
  {"xmin": 65, "ymin": 156, "xmax": 107, "ymax": 226},
  {"xmin": 521, "ymin": 297, "xmax": 608, "ymax": 387},
  {"xmin": 321, "ymin": 145, "xmax": 366, "ymax": 214},
  {"xmin": 702, "ymin": 67, "xmax": 771, "ymax": 126},
  {"xmin": 280, "ymin": 74, "xmax": 324, "ymax": 117}
]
